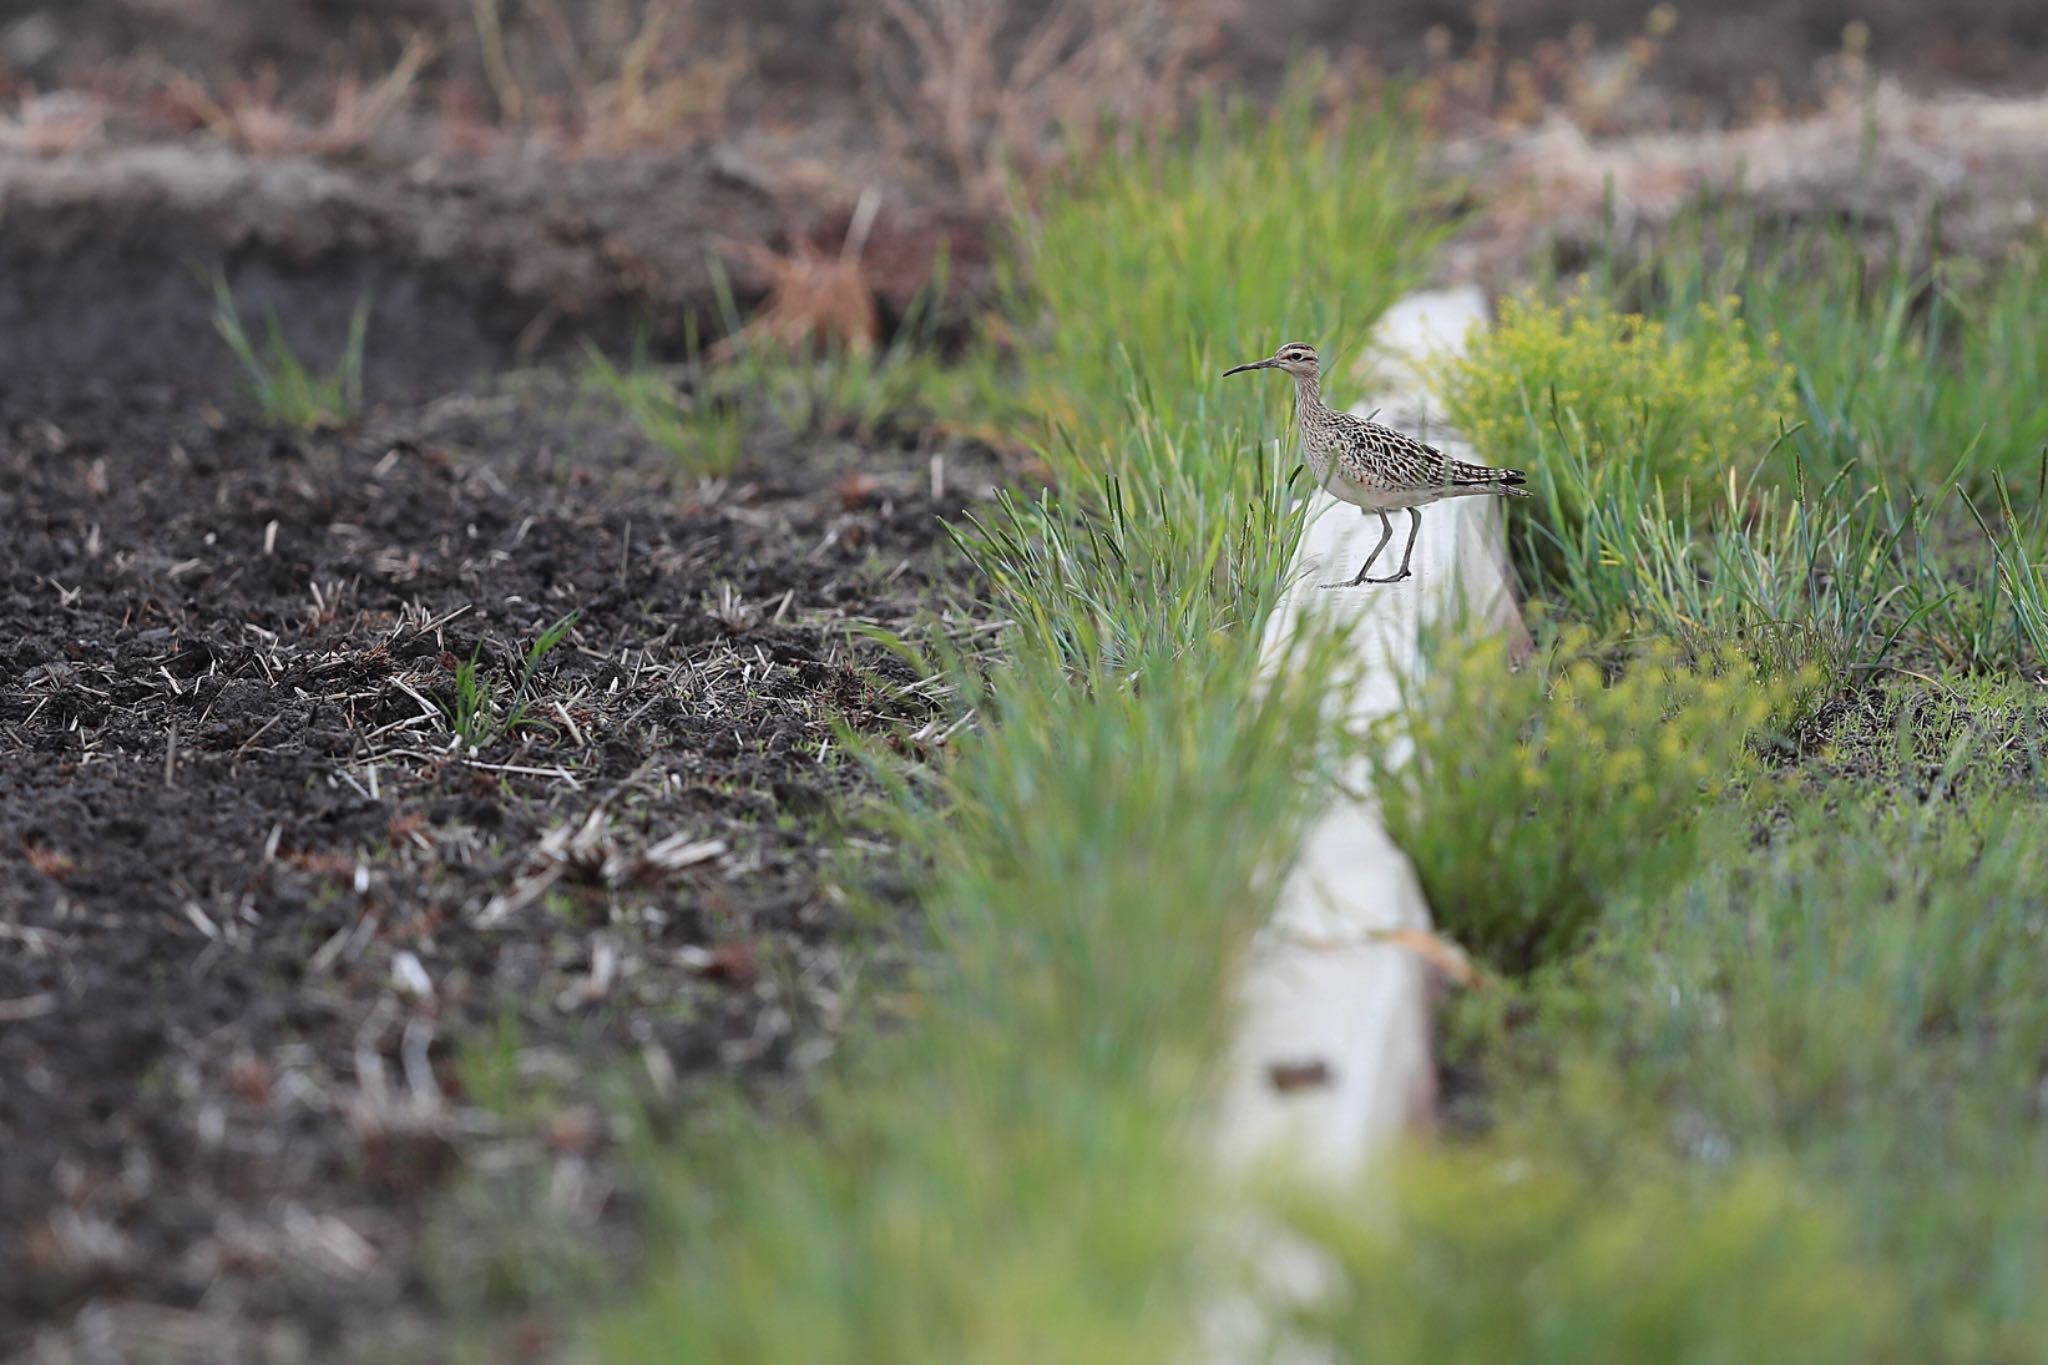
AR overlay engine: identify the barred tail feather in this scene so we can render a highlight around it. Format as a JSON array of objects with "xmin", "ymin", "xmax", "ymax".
[{"xmin": 1450, "ymin": 462, "xmax": 1530, "ymax": 498}]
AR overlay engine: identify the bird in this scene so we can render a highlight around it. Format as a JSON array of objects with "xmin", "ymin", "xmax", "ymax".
[{"xmin": 1224, "ymin": 341, "xmax": 1528, "ymax": 587}]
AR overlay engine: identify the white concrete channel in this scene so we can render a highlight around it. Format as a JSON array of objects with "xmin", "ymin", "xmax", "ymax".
[{"xmin": 1202, "ymin": 287, "xmax": 1529, "ymax": 1356}]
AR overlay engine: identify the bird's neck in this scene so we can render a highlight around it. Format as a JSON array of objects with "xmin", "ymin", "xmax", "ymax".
[{"xmin": 1291, "ymin": 371, "xmax": 1324, "ymax": 419}]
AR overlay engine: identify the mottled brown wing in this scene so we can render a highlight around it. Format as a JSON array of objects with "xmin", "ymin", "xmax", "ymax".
[{"xmin": 1333, "ymin": 420, "xmax": 1452, "ymax": 490}]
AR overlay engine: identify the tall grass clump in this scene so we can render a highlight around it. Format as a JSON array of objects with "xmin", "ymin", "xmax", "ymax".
[
  {"xmin": 1967, "ymin": 472, "xmax": 2048, "ymax": 664},
  {"xmin": 992, "ymin": 84, "xmax": 1447, "ymax": 626},
  {"xmin": 1646, "ymin": 227, "xmax": 2048, "ymax": 671},
  {"xmin": 1613, "ymin": 222, "xmax": 2048, "ymax": 494},
  {"xmin": 1011, "ymin": 89, "xmax": 1438, "ymax": 453},
  {"xmin": 212, "ymin": 275, "xmax": 369, "ymax": 431},
  {"xmin": 588, "ymin": 89, "xmax": 1442, "ymax": 1362},
  {"xmin": 1369, "ymin": 629, "xmax": 1805, "ymax": 973},
  {"xmin": 1444, "ymin": 217, "xmax": 2048, "ymax": 676},
  {"xmin": 1587, "ymin": 219, "xmax": 2048, "ymax": 672}
]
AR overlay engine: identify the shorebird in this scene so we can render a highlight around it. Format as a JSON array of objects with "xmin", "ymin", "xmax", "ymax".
[{"xmin": 1225, "ymin": 341, "xmax": 1528, "ymax": 587}]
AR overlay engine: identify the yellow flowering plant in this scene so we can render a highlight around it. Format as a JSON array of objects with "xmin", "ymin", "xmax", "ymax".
[
  {"xmin": 1435, "ymin": 293, "xmax": 1798, "ymax": 630},
  {"xmin": 1365, "ymin": 627, "xmax": 1805, "ymax": 973},
  {"xmin": 1442, "ymin": 292, "xmax": 1795, "ymax": 517}
]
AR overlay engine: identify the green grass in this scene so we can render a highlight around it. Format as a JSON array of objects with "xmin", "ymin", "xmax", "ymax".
[
  {"xmin": 1280, "ymin": 1142, "xmax": 1883, "ymax": 1364},
  {"xmin": 1328, "ymin": 200, "xmax": 2048, "ymax": 1364},
  {"xmin": 441, "ymin": 612, "xmax": 579, "ymax": 751},
  {"xmin": 1622, "ymin": 222, "xmax": 2048, "ymax": 495},
  {"xmin": 582, "ymin": 85, "xmax": 1443, "ymax": 1362},
  {"xmin": 1388, "ymin": 687, "xmax": 2048, "ymax": 1363},
  {"xmin": 211, "ymin": 273, "xmax": 369, "ymax": 431},
  {"xmin": 599, "ymin": 641, "xmax": 1357, "ymax": 1362},
  {"xmin": 1006, "ymin": 88, "xmax": 1437, "ymax": 454},
  {"xmin": 584, "ymin": 269, "xmax": 958, "ymax": 478},
  {"xmin": 583, "ymin": 336, "xmax": 747, "ymax": 477},
  {"xmin": 1623, "ymin": 219, "xmax": 2048, "ymax": 676},
  {"xmin": 1441, "ymin": 217, "xmax": 2048, "ymax": 679}
]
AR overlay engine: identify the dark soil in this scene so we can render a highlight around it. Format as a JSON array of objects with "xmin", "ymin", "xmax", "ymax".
[{"xmin": 0, "ymin": 355, "xmax": 996, "ymax": 1359}]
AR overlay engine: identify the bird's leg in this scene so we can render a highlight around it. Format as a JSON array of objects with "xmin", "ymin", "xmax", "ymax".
[
  {"xmin": 1356, "ymin": 509, "xmax": 1396, "ymax": 580},
  {"xmin": 1364, "ymin": 508, "xmax": 1422, "ymax": 583},
  {"xmin": 1329, "ymin": 510, "xmax": 1394, "ymax": 588}
]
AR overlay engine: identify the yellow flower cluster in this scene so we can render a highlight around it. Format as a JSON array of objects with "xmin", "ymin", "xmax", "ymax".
[
  {"xmin": 1375, "ymin": 628, "xmax": 1811, "ymax": 971},
  {"xmin": 1440, "ymin": 291, "xmax": 1798, "ymax": 516},
  {"xmin": 1524, "ymin": 636, "xmax": 1768, "ymax": 814}
]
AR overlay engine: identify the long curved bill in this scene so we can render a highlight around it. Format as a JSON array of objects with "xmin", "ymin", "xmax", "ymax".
[{"xmin": 1222, "ymin": 358, "xmax": 1275, "ymax": 376}]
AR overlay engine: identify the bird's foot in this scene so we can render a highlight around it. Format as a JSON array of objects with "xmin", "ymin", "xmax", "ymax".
[{"xmin": 1360, "ymin": 568, "xmax": 1413, "ymax": 584}]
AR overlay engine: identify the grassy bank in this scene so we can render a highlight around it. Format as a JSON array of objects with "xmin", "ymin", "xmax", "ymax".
[{"xmin": 1276, "ymin": 218, "xmax": 2048, "ymax": 1361}]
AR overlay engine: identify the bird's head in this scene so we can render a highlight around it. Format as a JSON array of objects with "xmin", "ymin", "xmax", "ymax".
[{"xmin": 1224, "ymin": 342, "xmax": 1320, "ymax": 382}]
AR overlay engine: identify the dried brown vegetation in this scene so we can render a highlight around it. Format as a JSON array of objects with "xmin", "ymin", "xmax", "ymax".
[
  {"xmin": 467, "ymin": 0, "xmax": 749, "ymax": 149},
  {"xmin": 713, "ymin": 188, "xmax": 886, "ymax": 358},
  {"xmin": 154, "ymin": 33, "xmax": 436, "ymax": 155},
  {"xmin": 852, "ymin": 0, "xmax": 1232, "ymax": 208}
]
